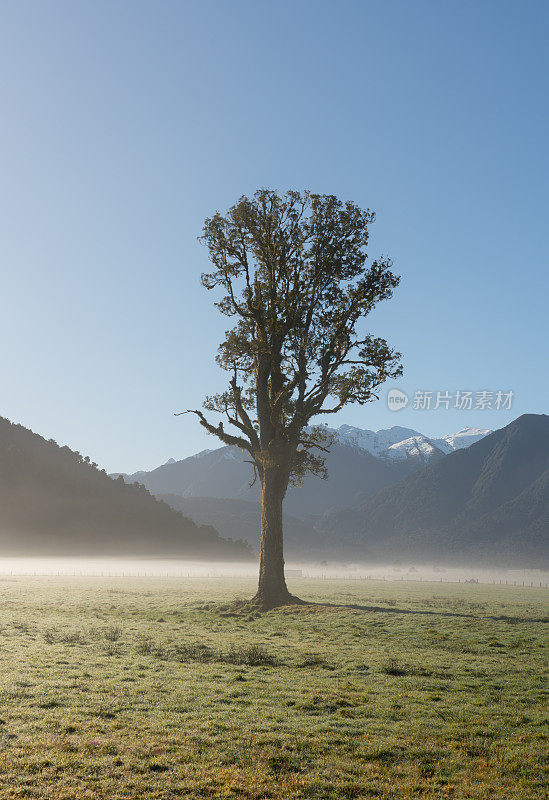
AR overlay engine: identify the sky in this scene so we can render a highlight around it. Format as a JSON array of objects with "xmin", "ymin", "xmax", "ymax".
[{"xmin": 0, "ymin": 0, "xmax": 547, "ymax": 473}]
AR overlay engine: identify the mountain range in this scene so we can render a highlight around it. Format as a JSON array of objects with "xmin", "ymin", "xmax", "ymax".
[
  {"xmin": 2, "ymin": 412, "xmax": 545, "ymax": 566},
  {"xmin": 321, "ymin": 414, "xmax": 549, "ymax": 566},
  {"xmin": 333, "ymin": 424, "xmax": 490, "ymax": 460},
  {"xmin": 112, "ymin": 418, "xmax": 549, "ymax": 566},
  {"xmin": 0, "ymin": 417, "xmax": 251, "ymax": 559},
  {"xmin": 113, "ymin": 424, "xmax": 490, "ymax": 518}
]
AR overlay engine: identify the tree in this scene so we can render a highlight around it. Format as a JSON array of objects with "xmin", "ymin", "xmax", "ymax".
[{"xmin": 181, "ymin": 189, "xmax": 402, "ymax": 609}]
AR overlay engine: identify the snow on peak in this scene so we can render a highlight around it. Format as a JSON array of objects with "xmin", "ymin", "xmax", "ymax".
[
  {"xmin": 382, "ymin": 435, "xmax": 442, "ymax": 463},
  {"xmin": 324, "ymin": 423, "xmax": 491, "ymax": 462},
  {"xmin": 334, "ymin": 424, "xmax": 423, "ymax": 457},
  {"xmin": 455, "ymin": 426, "xmax": 491, "ymax": 437},
  {"xmin": 175, "ymin": 425, "xmax": 491, "ymax": 468},
  {"xmin": 434, "ymin": 427, "xmax": 492, "ymax": 452}
]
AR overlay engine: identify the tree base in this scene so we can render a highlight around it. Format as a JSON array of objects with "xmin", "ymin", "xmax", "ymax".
[
  {"xmin": 250, "ymin": 589, "xmax": 306, "ymax": 612},
  {"xmin": 216, "ymin": 591, "xmax": 307, "ymax": 616}
]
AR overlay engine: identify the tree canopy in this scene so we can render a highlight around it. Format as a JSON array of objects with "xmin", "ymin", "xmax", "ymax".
[{"xmin": 186, "ymin": 188, "xmax": 402, "ymax": 486}]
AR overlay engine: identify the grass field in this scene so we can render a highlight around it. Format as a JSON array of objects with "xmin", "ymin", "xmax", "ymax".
[{"xmin": 0, "ymin": 576, "xmax": 546, "ymax": 799}]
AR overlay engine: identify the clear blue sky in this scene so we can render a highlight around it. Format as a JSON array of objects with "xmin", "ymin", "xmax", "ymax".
[{"xmin": 1, "ymin": 0, "xmax": 547, "ymax": 473}]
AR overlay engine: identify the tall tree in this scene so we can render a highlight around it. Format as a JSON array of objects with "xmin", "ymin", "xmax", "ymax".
[{"xmin": 181, "ymin": 189, "xmax": 402, "ymax": 609}]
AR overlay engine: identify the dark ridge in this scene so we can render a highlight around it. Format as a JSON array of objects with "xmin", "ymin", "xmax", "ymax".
[
  {"xmin": 0, "ymin": 417, "xmax": 252, "ymax": 559},
  {"xmin": 319, "ymin": 414, "xmax": 549, "ymax": 567}
]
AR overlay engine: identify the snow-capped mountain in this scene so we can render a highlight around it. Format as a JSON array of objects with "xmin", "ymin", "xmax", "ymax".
[
  {"xmin": 433, "ymin": 427, "xmax": 492, "ymax": 453},
  {"xmin": 110, "ymin": 424, "xmax": 491, "ymax": 521},
  {"xmin": 327, "ymin": 424, "xmax": 491, "ymax": 462},
  {"xmin": 320, "ymin": 415, "xmax": 549, "ymax": 567},
  {"xmin": 382, "ymin": 435, "xmax": 445, "ymax": 464},
  {"xmin": 334, "ymin": 424, "xmax": 422, "ymax": 456},
  {"xmin": 115, "ymin": 425, "xmax": 492, "ymax": 481}
]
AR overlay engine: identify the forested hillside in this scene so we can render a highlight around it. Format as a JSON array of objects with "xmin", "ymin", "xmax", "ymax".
[
  {"xmin": 0, "ymin": 417, "xmax": 251, "ymax": 558},
  {"xmin": 321, "ymin": 414, "xmax": 549, "ymax": 566}
]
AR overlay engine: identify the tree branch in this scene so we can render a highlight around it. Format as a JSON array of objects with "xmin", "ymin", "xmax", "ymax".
[{"xmin": 174, "ymin": 410, "xmax": 253, "ymax": 454}]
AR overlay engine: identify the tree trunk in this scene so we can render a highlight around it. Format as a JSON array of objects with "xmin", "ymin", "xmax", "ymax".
[{"xmin": 252, "ymin": 466, "xmax": 300, "ymax": 610}]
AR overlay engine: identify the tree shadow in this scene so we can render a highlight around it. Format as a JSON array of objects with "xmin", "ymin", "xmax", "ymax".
[{"xmin": 280, "ymin": 600, "xmax": 548, "ymax": 624}]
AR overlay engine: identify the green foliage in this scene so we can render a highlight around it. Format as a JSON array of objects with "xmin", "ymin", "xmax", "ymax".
[{"xmin": 191, "ymin": 189, "xmax": 402, "ymax": 485}]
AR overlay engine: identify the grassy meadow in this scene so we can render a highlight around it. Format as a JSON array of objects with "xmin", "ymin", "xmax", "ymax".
[{"xmin": 0, "ymin": 576, "xmax": 546, "ymax": 799}]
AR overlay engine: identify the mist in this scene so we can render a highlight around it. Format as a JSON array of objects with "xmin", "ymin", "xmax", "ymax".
[{"xmin": 0, "ymin": 556, "xmax": 546, "ymax": 587}]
